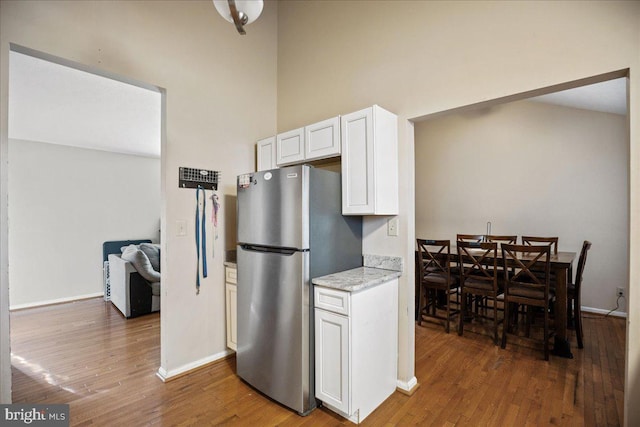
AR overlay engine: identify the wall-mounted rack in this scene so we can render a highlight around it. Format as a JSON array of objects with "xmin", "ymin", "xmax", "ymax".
[{"xmin": 179, "ymin": 167, "xmax": 220, "ymax": 190}]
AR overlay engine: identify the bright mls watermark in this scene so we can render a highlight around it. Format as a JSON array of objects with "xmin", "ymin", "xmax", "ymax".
[{"xmin": 0, "ymin": 404, "xmax": 69, "ymax": 426}]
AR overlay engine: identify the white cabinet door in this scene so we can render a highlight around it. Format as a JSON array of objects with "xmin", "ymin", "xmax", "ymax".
[
  {"xmin": 225, "ymin": 280, "xmax": 237, "ymax": 351},
  {"xmin": 315, "ymin": 308, "xmax": 350, "ymax": 414},
  {"xmin": 341, "ymin": 105, "xmax": 398, "ymax": 215},
  {"xmin": 276, "ymin": 127, "xmax": 305, "ymax": 166},
  {"xmin": 305, "ymin": 116, "xmax": 340, "ymax": 161},
  {"xmin": 341, "ymin": 108, "xmax": 375, "ymax": 215},
  {"xmin": 257, "ymin": 137, "xmax": 277, "ymax": 172}
]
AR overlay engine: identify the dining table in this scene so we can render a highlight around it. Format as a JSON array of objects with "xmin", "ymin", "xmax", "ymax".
[{"xmin": 415, "ymin": 247, "xmax": 577, "ymax": 358}]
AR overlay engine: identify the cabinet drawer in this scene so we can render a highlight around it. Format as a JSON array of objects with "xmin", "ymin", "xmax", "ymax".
[
  {"xmin": 225, "ymin": 267, "xmax": 237, "ymax": 284},
  {"xmin": 314, "ymin": 286, "xmax": 350, "ymax": 316}
]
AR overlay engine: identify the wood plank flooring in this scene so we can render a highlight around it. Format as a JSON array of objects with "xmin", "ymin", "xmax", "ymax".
[{"xmin": 10, "ymin": 298, "xmax": 625, "ymax": 426}]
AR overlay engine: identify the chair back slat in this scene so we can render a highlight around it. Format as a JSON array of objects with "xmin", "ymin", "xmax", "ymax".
[
  {"xmin": 574, "ymin": 240, "xmax": 592, "ymax": 291},
  {"xmin": 457, "ymin": 234, "xmax": 485, "ymax": 243},
  {"xmin": 486, "ymin": 235, "xmax": 518, "ymax": 244},
  {"xmin": 521, "ymin": 236, "xmax": 559, "ymax": 254}
]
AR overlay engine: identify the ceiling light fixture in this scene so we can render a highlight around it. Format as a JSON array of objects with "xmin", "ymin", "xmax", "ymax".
[{"xmin": 213, "ymin": 0, "xmax": 264, "ymax": 35}]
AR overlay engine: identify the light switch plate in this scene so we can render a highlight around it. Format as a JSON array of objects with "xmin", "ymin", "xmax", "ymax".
[
  {"xmin": 176, "ymin": 219, "xmax": 187, "ymax": 237},
  {"xmin": 387, "ymin": 217, "xmax": 399, "ymax": 236}
]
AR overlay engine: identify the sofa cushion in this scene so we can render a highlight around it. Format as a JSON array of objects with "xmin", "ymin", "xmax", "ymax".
[
  {"xmin": 121, "ymin": 244, "xmax": 161, "ymax": 283},
  {"xmin": 148, "ymin": 281, "xmax": 161, "ymax": 296},
  {"xmin": 140, "ymin": 243, "xmax": 161, "ymax": 272}
]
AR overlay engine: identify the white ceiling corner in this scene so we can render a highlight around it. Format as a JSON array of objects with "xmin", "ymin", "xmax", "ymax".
[
  {"xmin": 8, "ymin": 50, "xmax": 161, "ymax": 158},
  {"xmin": 528, "ymin": 78, "xmax": 627, "ymax": 116}
]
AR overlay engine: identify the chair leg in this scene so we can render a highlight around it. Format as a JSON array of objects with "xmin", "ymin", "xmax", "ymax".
[
  {"xmin": 501, "ymin": 299, "xmax": 509, "ymax": 349},
  {"xmin": 458, "ymin": 290, "xmax": 465, "ymax": 336},
  {"xmin": 525, "ymin": 307, "xmax": 533, "ymax": 337},
  {"xmin": 493, "ymin": 297, "xmax": 498, "ymax": 345},
  {"xmin": 417, "ymin": 284, "xmax": 424, "ymax": 326},
  {"xmin": 444, "ymin": 288, "xmax": 450, "ymax": 334},
  {"xmin": 576, "ymin": 296, "xmax": 584, "ymax": 349},
  {"xmin": 544, "ymin": 304, "xmax": 550, "ymax": 361}
]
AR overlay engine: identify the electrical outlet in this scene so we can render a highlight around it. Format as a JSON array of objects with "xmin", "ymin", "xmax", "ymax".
[
  {"xmin": 616, "ymin": 287, "xmax": 625, "ymax": 298},
  {"xmin": 387, "ymin": 217, "xmax": 399, "ymax": 237}
]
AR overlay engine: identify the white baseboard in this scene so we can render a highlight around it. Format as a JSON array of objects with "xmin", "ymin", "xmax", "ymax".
[
  {"xmin": 582, "ymin": 305, "xmax": 627, "ymax": 318},
  {"xmin": 396, "ymin": 376, "xmax": 418, "ymax": 393},
  {"xmin": 156, "ymin": 349, "xmax": 234, "ymax": 382},
  {"xmin": 9, "ymin": 292, "xmax": 104, "ymax": 311}
]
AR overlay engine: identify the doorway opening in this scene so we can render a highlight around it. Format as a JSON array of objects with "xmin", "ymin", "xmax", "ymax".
[
  {"xmin": 410, "ymin": 69, "xmax": 629, "ymax": 424},
  {"xmin": 7, "ymin": 44, "xmax": 165, "ymax": 401}
]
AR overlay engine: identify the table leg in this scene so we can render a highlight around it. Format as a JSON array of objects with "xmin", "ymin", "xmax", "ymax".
[{"xmin": 552, "ymin": 266, "xmax": 573, "ymax": 359}]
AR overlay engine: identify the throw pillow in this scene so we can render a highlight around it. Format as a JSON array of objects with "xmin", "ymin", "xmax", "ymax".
[
  {"xmin": 140, "ymin": 243, "xmax": 160, "ymax": 272},
  {"xmin": 121, "ymin": 244, "xmax": 161, "ymax": 283}
]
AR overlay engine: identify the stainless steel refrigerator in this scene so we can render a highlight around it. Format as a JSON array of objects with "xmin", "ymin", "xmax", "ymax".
[{"xmin": 236, "ymin": 165, "xmax": 362, "ymax": 415}]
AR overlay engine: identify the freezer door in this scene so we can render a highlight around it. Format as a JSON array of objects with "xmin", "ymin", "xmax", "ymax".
[
  {"xmin": 237, "ymin": 165, "xmax": 309, "ymax": 249},
  {"xmin": 236, "ymin": 244, "xmax": 315, "ymax": 415}
]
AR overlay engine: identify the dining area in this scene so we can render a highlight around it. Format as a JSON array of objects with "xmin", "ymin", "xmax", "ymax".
[
  {"xmin": 415, "ymin": 234, "xmax": 591, "ymax": 360},
  {"xmin": 413, "ymin": 97, "xmax": 628, "ymax": 424}
]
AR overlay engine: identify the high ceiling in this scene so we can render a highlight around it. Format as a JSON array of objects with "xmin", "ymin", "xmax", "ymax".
[
  {"xmin": 7, "ymin": 51, "xmax": 626, "ymax": 160},
  {"xmin": 8, "ymin": 50, "xmax": 161, "ymax": 158}
]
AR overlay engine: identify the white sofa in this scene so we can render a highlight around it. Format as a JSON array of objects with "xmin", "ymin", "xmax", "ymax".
[{"xmin": 108, "ymin": 243, "xmax": 161, "ymax": 318}]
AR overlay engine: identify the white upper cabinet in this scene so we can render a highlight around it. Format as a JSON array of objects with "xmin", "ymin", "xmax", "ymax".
[
  {"xmin": 268, "ymin": 116, "xmax": 341, "ymax": 167},
  {"xmin": 341, "ymin": 105, "xmax": 398, "ymax": 215},
  {"xmin": 276, "ymin": 127, "xmax": 305, "ymax": 166},
  {"xmin": 305, "ymin": 116, "xmax": 341, "ymax": 161},
  {"xmin": 256, "ymin": 136, "xmax": 277, "ymax": 171}
]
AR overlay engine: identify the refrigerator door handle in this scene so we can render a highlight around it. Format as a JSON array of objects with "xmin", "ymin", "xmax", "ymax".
[{"xmin": 239, "ymin": 244, "xmax": 305, "ymax": 255}]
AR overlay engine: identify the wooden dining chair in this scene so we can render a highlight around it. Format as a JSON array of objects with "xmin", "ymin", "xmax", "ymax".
[
  {"xmin": 416, "ymin": 239, "xmax": 459, "ymax": 333},
  {"xmin": 457, "ymin": 234, "xmax": 485, "ymax": 243},
  {"xmin": 568, "ymin": 240, "xmax": 592, "ymax": 349},
  {"xmin": 501, "ymin": 243, "xmax": 553, "ymax": 360},
  {"xmin": 457, "ymin": 241, "xmax": 502, "ymax": 344}
]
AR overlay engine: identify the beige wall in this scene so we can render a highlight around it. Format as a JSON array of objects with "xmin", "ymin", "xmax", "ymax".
[
  {"xmin": 0, "ymin": 0, "xmax": 278, "ymax": 400},
  {"xmin": 1, "ymin": 1, "xmax": 639, "ymax": 423},
  {"xmin": 276, "ymin": 1, "xmax": 640, "ymax": 424},
  {"xmin": 415, "ymin": 100, "xmax": 628, "ymax": 313}
]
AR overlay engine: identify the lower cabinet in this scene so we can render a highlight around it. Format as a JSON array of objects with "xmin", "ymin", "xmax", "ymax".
[
  {"xmin": 314, "ymin": 279, "xmax": 398, "ymax": 424},
  {"xmin": 315, "ymin": 308, "xmax": 350, "ymax": 412},
  {"xmin": 225, "ymin": 266, "xmax": 237, "ymax": 351}
]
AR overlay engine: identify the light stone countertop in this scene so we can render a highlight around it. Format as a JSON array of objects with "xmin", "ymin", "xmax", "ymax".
[
  {"xmin": 312, "ymin": 267, "xmax": 401, "ymax": 293},
  {"xmin": 224, "ymin": 261, "xmax": 237, "ymax": 268}
]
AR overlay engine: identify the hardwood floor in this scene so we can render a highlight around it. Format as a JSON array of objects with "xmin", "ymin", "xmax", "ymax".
[{"xmin": 10, "ymin": 298, "xmax": 624, "ymax": 426}]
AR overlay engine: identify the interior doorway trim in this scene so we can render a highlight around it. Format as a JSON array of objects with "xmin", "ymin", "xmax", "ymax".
[{"xmin": 10, "ymin": 43, "xmax": 163, "ymax": 95}]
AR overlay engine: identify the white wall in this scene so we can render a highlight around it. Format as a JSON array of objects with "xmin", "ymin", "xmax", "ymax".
[
  {"xmin": 415, "ymin": 100, "xmax": 628, "ymax": 314},
  {"xmin": 0, "ymin": 0, "xmax": 278, "ymax": 401},
  {"xmin": 275, "ymin": 1, "xmax": 640, "ymax": 424},
  {"xmin": 8, "ymin": 139, "xmax": 160, "ymax": 308}
]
